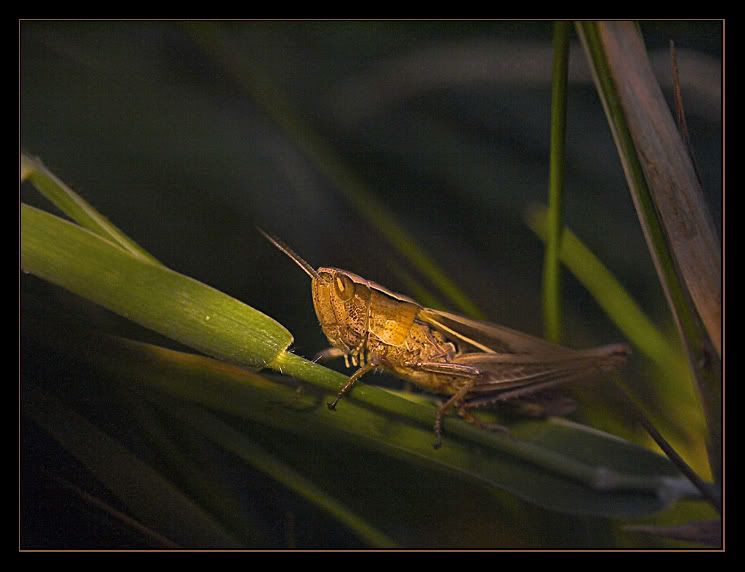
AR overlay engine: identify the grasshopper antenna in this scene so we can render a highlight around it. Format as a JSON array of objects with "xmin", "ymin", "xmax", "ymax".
[{"xmin": 258, "ymin": 228, "xmax": 320, "ymax": 280}]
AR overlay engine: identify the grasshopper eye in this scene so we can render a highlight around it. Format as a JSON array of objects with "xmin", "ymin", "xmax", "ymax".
[{"xmin": 334, "ymin": 273, "xmax": 355, "ymax": 301}]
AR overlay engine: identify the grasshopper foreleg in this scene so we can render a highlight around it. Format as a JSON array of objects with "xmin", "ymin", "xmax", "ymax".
[{"xmin": 327, "ymin": 361, "xmax": 378, "ymax": 411}]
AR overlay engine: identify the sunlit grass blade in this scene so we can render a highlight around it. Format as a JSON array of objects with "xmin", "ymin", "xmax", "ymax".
[
  {"xmin": 24, "ymin": 385, "xmax": 244, "ymax": 548},
  {"xmin": 576, "ymin": 22, "xmax": 721, "ymax": 480},
  {"xmin": 577, "ymin": 23, "xmax": 720, "ymax": 355},
  {"xmin": 542, "ymin": 21, "xmax": 570, "ymax": 343},
  {"xmin": 21, "ymin": 204, "xmax": 293, "ymax": 369},
  {"xmin": 186, "ymin": 23, "xmax": 483, "ymax": 319},
  {"xmin": 21, "ymin": 153, "xmax": 160, "ymax": 265}
]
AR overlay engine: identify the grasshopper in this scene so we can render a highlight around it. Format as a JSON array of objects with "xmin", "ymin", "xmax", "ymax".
[{"xmin": 262, "ymin": 230, "xmax": 629, "ymax": 448}]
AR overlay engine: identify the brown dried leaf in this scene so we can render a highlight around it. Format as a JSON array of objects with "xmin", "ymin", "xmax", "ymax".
[{"xmin": 597, "ymin": 22, "xmax": 721, "ymax": 356}]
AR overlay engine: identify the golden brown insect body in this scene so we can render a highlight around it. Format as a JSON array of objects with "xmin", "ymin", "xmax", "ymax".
[
  {"xmin": 311, "ymin": 267, "xmax": 465, "ymax": 396},
  {"xmin": 262, "ymin": 231, "xmax": 630, "ymax": 448}
]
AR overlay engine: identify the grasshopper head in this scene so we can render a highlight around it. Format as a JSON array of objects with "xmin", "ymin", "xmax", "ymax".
[
  {"xmin": 312, "ymin": 268, "xmax": 368, "ymax": 352},
  {"xmin": 260, "ymin": 230, "xmax": 365, "ymax": 352}
]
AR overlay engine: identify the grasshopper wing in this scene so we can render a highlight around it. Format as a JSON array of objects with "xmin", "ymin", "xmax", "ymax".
[
  {"xmin": 454, "ymin": 348, "xmax": 628, "ymax": 393},
  {"xmin": 418, "ymin": 308, "xmax": 578, "ymax": 355},
  {"xmin": 419, "ymin": 308, "xmax": 629, "ymax": 394}
]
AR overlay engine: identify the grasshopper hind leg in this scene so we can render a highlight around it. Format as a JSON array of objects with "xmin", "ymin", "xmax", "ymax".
[
  {"xmin": 433, "ymin": 395, "xmax": 512, "ymax": 449},
  {"xmin": 457, "ymin": 405, "xmax": 511, "ymax": 436},
  {"xmin": 432, "ymin": 377, "xmax": 478, "ymax": 449},
  {"xmin": 416, "ymin": 362, "xmax": 484, "ymax": 449}
]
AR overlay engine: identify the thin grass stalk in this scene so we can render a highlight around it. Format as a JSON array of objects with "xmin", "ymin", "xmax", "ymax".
[
  {"xmin": 21, "ymin": 154, "xmax": 160, "ymax": 265},
  {"xmin": 609, "ymin": 380, "xmax": 721, "ymax": 512},
  {"xmin": 542, "ymin": 22, "xmax": 570, "ymax": 344}
]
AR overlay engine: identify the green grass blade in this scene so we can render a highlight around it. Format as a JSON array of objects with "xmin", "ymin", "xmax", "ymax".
[
  {"xmin": 265, "ymin": 351, "xmax": 698, "ymax": 506},
  {"xmin": 23, "ymin": 385, "xmax": 244, "ymax": 548},
  {"xmin": 542, "ymin": 21, "xmax": 571, "ymax": 343},
  {"xmin": 21, "ymin": 204, "xmax": 293, "ymax": 369},
  {"xmin": 55, "ymin": 333, "xmax": 696, "ymax": 519},
  {"xmin": 186, "ymin": 23, "xmax": 483, "ymax": 319},
  {"xmin": 21, "ymin": 153, "xmax": 160, "ymax": 265},
  {"xmin": 576, "ymin": 22, "xmax": 721, "ymax": 480},
  {"xmin": 118, "ymin": 391, "xmax": 268, "ymax": 543},
  {"xmin": 577, "ymin": 23, "xmax": 720, "ymax": 357},
  {"xmin": 160, "ymin": 399, "xmax": 398, "ymax": 547}
]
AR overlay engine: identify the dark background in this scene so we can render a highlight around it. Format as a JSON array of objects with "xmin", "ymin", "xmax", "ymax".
[{"xmin": 20, "ymin": 20, "xmax": 722, "ymax": 548}]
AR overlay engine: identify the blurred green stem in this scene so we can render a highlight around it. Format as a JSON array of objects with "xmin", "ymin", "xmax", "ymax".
[
  {"xmin": 528, "ymin": 205, "xmax": 718, "ymax": 510},
  {"xmin": 542, "ymin": 22, "xmax": 570, "ymax": 343}
]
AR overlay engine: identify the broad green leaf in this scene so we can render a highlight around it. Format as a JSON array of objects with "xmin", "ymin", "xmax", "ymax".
[
  {"xmin": 40, "ymin": 329, "xmax": 698, "ymax": 519},
  {"xmin": 21, "ymin": 203, "xmax": 292, "ymax": 369},
  {"xmin": 21, "ymin": 153, "xmax": 160, "ymax": 265}
]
